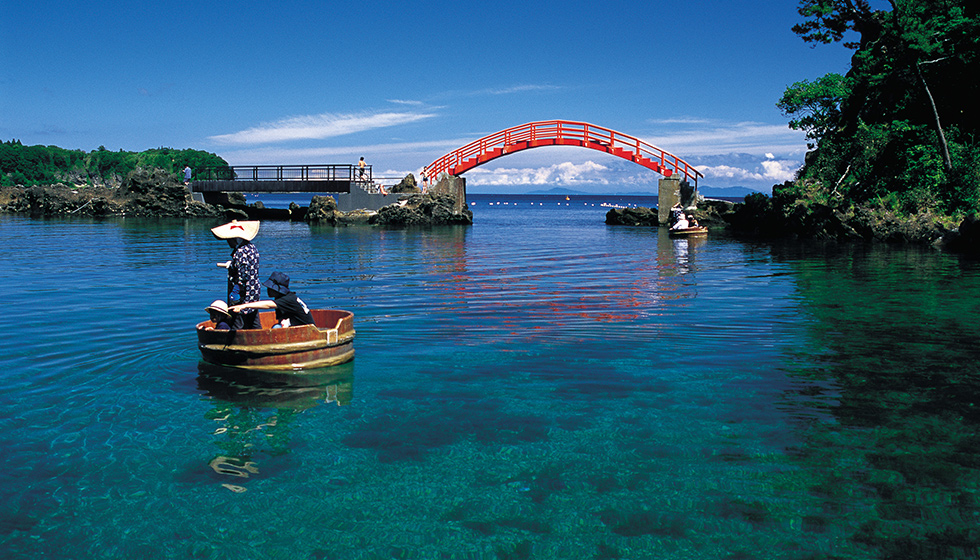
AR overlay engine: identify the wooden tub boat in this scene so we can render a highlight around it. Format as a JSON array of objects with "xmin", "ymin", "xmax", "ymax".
[
  {"xmin": 668, "ymin": 226, "xmax": 708, "ymax": 238},
  {"xmin": 196, "ymin": 309, "xmax": 355, "ymax": 371}
]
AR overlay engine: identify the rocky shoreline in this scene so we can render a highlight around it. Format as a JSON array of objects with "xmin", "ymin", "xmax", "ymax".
[
  {"xmin": 605, "ymin": 185, "xmax": 980, "ymax": 252},
  {"xmin": 5, "ymin": 168, "xmax": 977, "ymax": 249},
  {"xmin": 0, "ymin": 168, "xmax": 472, "ymax": 227}
]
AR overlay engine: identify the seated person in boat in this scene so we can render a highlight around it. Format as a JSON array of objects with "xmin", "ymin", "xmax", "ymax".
[
  {"xmin": 670, "ymin": 213, "xmax": 690, "ymax": 230},
  {"xmin": 229, "ymin": 271, "xmax": 314, "ymax": 328},
  {"xmin": 205, "ymin": 299, "xmax": 234, "ymax": 330},
  {"xmin": 687, "ymin": 215, "xmax": 700, "ymax": 227}
]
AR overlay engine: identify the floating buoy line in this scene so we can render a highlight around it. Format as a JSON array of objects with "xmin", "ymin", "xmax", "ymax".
[{"xmin": 469, "ymin": 201, "xmax": 644, "ymax": 208}]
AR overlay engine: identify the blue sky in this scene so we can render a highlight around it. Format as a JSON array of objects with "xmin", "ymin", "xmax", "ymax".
[{"xmin": 1, "ymin": 0, "xmax": 858, "ymax": 194}]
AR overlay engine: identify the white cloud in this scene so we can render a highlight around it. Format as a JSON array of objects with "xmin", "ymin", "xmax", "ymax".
[
  {"xmin": 478, "ymin": 84, "xmax": 561, "ymax": 95},
  {"xmin": 208, "ymin": 111, "xmax": 436, "ymax": 146},
  {"xmin": 699, "ymin": 158, "xmax": 799, "ymax": 183},
  {"xmin": 465, "ymin": 161, "xmax": 610, "ymax": 186},
  {"xmin": 648, "ymin": 117, "xmax": 712, "ymax": 125},
  {"xmin": 642, "ymin": 121, "xmax": 808, "ymax": 157},
  {"xmin": 761, "ymin": 159, "xmax": 799, "ymax": 182}
]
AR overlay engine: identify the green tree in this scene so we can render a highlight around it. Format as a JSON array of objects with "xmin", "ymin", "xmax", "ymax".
[
  {"xmin": 792, "ymin": 0, "xmax": 889, "ymax": 49},
  {"xmin": 784, "ymin": 0, "xmax": 980, "ymax": 215},
  {"xmin": 0, "ymin": 141, "xmax": 229, "ymax": 188},
  {"xmin": 777, "ymin": 73, "xmax": 848, "ymax": 148}
]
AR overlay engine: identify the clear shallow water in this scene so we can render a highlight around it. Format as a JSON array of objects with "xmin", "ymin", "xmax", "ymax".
[{"xmin": 2, "ymin": 194, "xmax": 980, "ymax": 559}]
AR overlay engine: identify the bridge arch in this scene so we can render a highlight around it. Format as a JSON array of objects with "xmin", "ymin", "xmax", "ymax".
[{"xmin": 426, "ymin": 120, "xmax": 703, "ymax": 186}]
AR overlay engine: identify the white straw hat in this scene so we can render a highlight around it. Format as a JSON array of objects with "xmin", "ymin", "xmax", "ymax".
[
  {"xmin": 205, "ymin": 299, "xmax": 231, "ymax": 318},
  {"xmin": 210, "ymin": 220, "xmax": 260, "ymax": 241}
]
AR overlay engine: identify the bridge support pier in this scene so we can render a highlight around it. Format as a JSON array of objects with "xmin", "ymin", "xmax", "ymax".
[
  {"xmin": 431, "ymin": 174, "xmax": 467, "ymax": 213},
  {"xmin": 658, "ymin": 177, "xmax": 697, "ymax": 226}
]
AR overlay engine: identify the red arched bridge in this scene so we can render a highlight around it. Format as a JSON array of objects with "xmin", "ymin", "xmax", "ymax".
[{"xmin": 425, "ymin": 119, "xmax": 703, "ymax": 186}]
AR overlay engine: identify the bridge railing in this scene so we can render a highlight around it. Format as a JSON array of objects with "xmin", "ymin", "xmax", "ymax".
[
  {"xmin": 195, "ymin": 164, "xmax": 372, "ymax": 183},
  {"xmin": 426, "ymin": 120, "xmax": 702, "ymax": 185}
]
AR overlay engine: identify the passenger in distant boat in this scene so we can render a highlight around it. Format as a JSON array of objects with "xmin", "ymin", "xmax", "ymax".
[
  {"xmin": 687, "ymin": 215, "xmax": 699, "ymax": 227},
  {"xmin": 204, "ymin": 300, "xmax": 234, "ymax": 330},
  {"xmin": 670, "ymin": 203, "xmax": 684, "ymax": 225},
  {"xmin": 230, "ymin": 271, "xmax": 314, "ymax": 328},
  {"xmin": 670, "ymin": 213, "xmax": 690, "ymax": 230},
  {"xmin": 211, "ymin": 220, "xmax": 262, "ymax": 330}
]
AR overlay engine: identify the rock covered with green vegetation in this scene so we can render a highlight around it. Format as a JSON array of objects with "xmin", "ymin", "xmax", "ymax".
[
  {"xmin": 738, "ymin": 0, "xmax": 979, "ymax": 247},
  {"xmin": 726, "ymin": 182, "xmax": 954, "ymax": 243}
]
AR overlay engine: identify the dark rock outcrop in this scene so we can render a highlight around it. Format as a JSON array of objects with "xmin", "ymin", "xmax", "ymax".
[
  {"xmin": 605, "ymin": 206, "xmax": 658, "ymax": 226},
  {"xmin": 389, "ymin": 173, "xmax": 422, "ymax": 194},
  {"xmin": 119, "ymin": 167, "xmax": 218, "ymax": 217},
  {"xmin": 605, "ymin": 199, "xmax": 733, "ymax": 229},
  {"xmin": 938, "ymin": 215, "xmax": 980, "ymax": 252},
  {"xmin": 726, "ymin": 185, "xmax": 952, "ymax": 244},
  {"xmin": 0, "ymin": 168, "xmax": 220, "ymax": 218},
  {"xmin": 305, "ymin": 195, "xmax": 341, "ymax": 225},
  {"xmin": 369, "ymin": 193, "xmax": 472, "ymax": 226}
]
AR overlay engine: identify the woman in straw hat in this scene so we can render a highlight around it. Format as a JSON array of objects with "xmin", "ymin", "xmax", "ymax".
[
  {"xmin": 211, "ymin": 220, "xmax": 261, "ymax": 330},
  {"xmin": 204, "ymin": 299, "xmax": 234, "ymax": 331}
]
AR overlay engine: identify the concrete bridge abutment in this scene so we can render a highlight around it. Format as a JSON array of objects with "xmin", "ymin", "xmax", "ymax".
[
  {"xmin": 658, "ymin": 176, "xmax": 698, "ymax": 226},
  {"xmin": 431, "ymin": 174, "xmax": 467, "ymax": 213}
]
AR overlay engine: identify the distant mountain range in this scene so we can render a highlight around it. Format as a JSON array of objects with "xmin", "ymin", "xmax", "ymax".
[{"xmin": 524, "ymin": 185, "xmax": 764, "ymax": 198}]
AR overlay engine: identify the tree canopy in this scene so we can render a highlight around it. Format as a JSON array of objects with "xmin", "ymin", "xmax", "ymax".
[
  {"xmin": 780, "ymin": 0, "xmax": 980, "ymax": 215},
  {"xmin": 0, "ymin": 141, "xmax": 229, "ymax": 188}
]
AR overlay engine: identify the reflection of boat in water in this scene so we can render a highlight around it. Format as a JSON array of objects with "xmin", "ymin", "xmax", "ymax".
[
  {"xmin": 197, "ymin": 362, "xmax": 353, "ymax": 492},
  {"xmin": 668, "ymin": 226, "xmax": 708, "ymax": 238},
  {"xmin": 196, "ymin": 309, "xmax": 355, "ymax": 371},
  {"xmin": 197, "ymin": 361, "xmax": 354, "ymax": 409}
]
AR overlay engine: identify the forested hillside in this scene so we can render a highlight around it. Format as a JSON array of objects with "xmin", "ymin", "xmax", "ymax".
[
  {"xmin": 0, "ymin": 141, "xmax": 228, "ymax": 187},
  {"xmin": 776, "ymin": 0, "xmax": 979, "ymax": 218}
]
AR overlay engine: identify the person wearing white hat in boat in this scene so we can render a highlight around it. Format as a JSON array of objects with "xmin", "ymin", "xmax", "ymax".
[
  {"xmin": 204, "ymin": 299, "xmax": 234, "ymax": 330},
  {"xmin": 211, "ymin": 220, "xmax": 261, "ymax": 330}
]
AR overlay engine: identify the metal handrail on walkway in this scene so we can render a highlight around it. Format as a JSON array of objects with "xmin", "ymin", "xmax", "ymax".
[{"xmin": 195, "ymin": 164, "xmax": 372, "ymax": 183}]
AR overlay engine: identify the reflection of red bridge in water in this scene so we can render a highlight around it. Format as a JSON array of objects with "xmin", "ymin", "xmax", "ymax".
[{"xmin": 426, "ymin": 119, "xmax": 703, "ymax": 187}]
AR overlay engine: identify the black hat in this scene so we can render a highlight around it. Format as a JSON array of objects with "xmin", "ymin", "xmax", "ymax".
[{"xmin": 263, "ymin": 271, "xmax": 290, "ymax": 295}]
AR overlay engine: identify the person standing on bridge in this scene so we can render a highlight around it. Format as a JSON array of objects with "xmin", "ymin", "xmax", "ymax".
[
  {"xmin": 183, "ymin": 165, "xmax": 192, "ymax": 185},
  {"xmin": 358, "ymin": 157, "xmax": 367, "ymax": 180}
]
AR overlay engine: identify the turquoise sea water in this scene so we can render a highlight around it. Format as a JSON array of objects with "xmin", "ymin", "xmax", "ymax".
[{"xmin": 2, "ymin": 194, "xmax": 980, "ymax": 559}]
